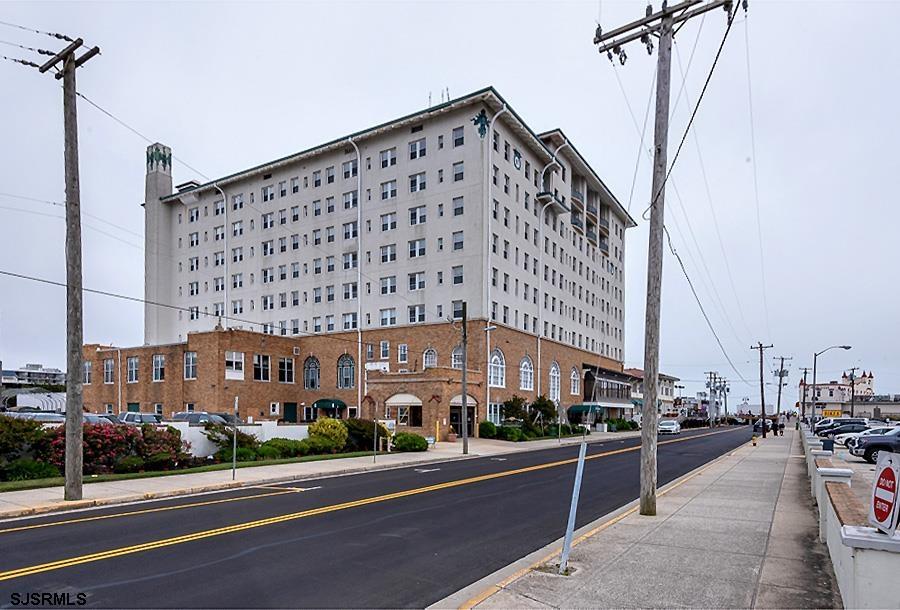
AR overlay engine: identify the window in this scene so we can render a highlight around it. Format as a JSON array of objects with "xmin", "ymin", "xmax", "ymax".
[
  {"xmin": 408, "ymin": 239, "xmax": 425, "ymax": 258},
  {"xmin": 549, "ymin": 362, "xmax": 561, "ymax": 402},
  {"xmin": 451, "ymin": 346, "xmax": 463, "ymax": 369},
  {"xmin": 398, "ymin": 344, "xmax": 408, "ymax": 363},
  {"xmin": 453, "ymin": 196, "xmax": 464, "ymax": 216},
  {"xmin": 154, "ymin": 403, "xmax": 164, "ymax": 416},
  {"xmin": 519, "ymin": 357, "xmax": 534, "ymax": 391},
  {"xmin": 453, "ymin": 126, "xmax": 465, "ymax": 147},
  {"xmin": 188, "ymin": 207, "xmax": 199, "ymax": 223},
  {"xmin": 380, "ymin": 147, "xmax": 397, "ymax": 168},
  {"xmin": 423, "ymin": 348, "xmax": 437, "ymax": 368},
  {"xmin": 232, "ymin": 194, "xmax": 244, "ymax": 210},
  {"xmin": 380, "ymin": 308, "xmax": 397, "ymax": 326},
  {"xmin": 381, "ymin": 244, "xmax": 397, "ymax": 263},
  {"xmin": 342, "ymin": 312, "xmax": 357, "ymax": 329},
  {"xmin": 409, "ymin": 138, "xmax": 426, "ymax": 159},
  {"xmin": 409, "ymin": 205, "xmax": 426, "ymax": 225},
  {"xmin": 380, "ymin": 340, "xmax": 390, "ymax": 359},
  {"xmin": 408, "ymin": 271, "xmax": 425, "ymax": 291},
  {"xmin": 343, "ymin": 282, "xmax": 358, "ymax": 300},
  {"xmin": 342, "ymin": 159, "xmax": 358, "ymax": 179},
  {"xmin": 488, "ymin": 403, "xmax": 502, "ymax": 425},
  {"xmin": 326, "ymin": 226, "xmax": 335, "ymax": 243},
  {"xmin": 103, "ymin": 359, "xmax": 114, "ymax": 383},
  {"xmin": 570, "ymin": 368, "xmax": 581, "ymax": 395},
  {"xmin": 184, "ymin": 352, "xmax": 197, "ymax": 380},
  {"xmin": 452, "ymin": 265, "xmax": 464, "ymax": 285},
  {"xmin": 343, "ymin": 221, "xmax": 358, "ymax": 240},
  {"xmin": 82, "ymin": 361, "xmax": 92, "ymax": 384},
  {"xmin": 214, "ymin": 225, "xmax": 225, "ymax": 241},
  {"xmin": 278, "ymin": 358, "xmax": 294, "ymax": 383},
  {"xmin": 262, "ymin": 185, "xmax": 274, "ymax": 201},
  {"xmin": 452, "ymin": 231, "xmax": 464, "ymax": 251},
  {"xmin": 304, "ymin": 357, "xmax": 320, "ymax": 389},
  {"xmin": 488, "ymin": 349, "xmax": 505, "ymax": 388},
  {"xmin": 152, "ymin": 354, "xmax": 165, "ymax": 382},
  {"xmin": 408, "ymin": 304, "xmax": 425, "ymax": 323},
  {"xmin": 381, "ymin": 180, "xmax": 397, "ymax": 200},
  {"xmin": 343, "ymin": 190, "xmax": 358, "ymax": 209},
  {"xmin": 409, "ymin": 172, "xmax": 426, "ymax": 193},
  {"xmin": 225, "ymin": 351, "xmax": 244, "ymax": 380},
  {"xmin": 337, "ymin": 355, "xmax": 354, "ymax": 389},
  {"xmin": 189, "ymin": 232, "xmax": 199, "ymax": 247},
  {"xmin": 127, "ymin": 356, "xmax": 139, "ymax": 383},
  {"xmin": 453, "ymin": 161, "xmax": 464, "ymax": 182},
  {"xmin": 381, "ymin": 212, "xmax": 397, "ymax": 231},
  {"xmin": 452, "ymin": 300, "xmax": 464, "ymax": 320},
  {"xmin": 253, "ymin": 354, "xmax": 270, "ymax": 381},
  {"xmin": 343, "ymin": 252, "xmax": 357, "ymax": 270},
  {"xmin": 380, "ymin": 276, "xmax": 397, "ymax": 295}
]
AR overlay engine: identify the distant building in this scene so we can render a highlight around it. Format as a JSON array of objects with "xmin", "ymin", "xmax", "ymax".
[
  {"xmin": 799, "ymin": 370, "xmax": 876, "ymax": 416},
  {"xmin": 624, "ymin": 368, "xmax": 680, "ymax": 415},
  {"xmin": 0, "ymin": 362, "xmax": 66, "ymax": 387}
]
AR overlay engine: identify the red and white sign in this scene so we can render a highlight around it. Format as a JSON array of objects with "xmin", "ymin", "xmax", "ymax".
[{"xmin": 869, "ymin": 452, "xmax": 900, "ymax": 535}]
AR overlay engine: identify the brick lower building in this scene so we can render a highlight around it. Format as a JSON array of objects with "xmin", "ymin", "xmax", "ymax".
[{"xmin": 82, "ymin": 323, "xmax": 626, "ymax": 441}]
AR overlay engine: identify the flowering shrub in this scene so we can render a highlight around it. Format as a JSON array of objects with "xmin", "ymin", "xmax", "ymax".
[
  {"xmin": 43, "ymin": 423, "xmax": 142, "ymax": 474},
  {"xmin": 139, "ymin": 424, "xmax": 190, "ymax": 466},
  {"xmin": 308, "ymin": 417, "xmax": 348, "ymax": 451}
]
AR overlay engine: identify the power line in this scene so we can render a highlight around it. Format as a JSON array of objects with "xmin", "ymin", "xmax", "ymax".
[
  {"xmin": 0, "ymin": 191, "xmax": 144, "ymax": 239},
  {"xmin": 0, "ymin": 19, "xmax": 74, "ymax": 42},
  {"xmin": 1, "ymin": 53, "xmax": 40, "ymax": 69},
  {"xmin": 743, "ymin": 13, "xmax": 771, "ymax": 340},
  {"xmin": 0, "ymin": 39, "xmax": 54, "ymax": 56}
]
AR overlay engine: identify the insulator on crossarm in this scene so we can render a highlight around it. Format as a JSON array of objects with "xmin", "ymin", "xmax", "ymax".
[
  {"xmin": 595, "ymin": 24, "xmax": 603, "ymax": 40},
  {"xmin": 646, "ymin": 3, "xmax": 653, "ymax": 17},
  {"xmin": 607, "ymin": 49, "xmax": 614, "ymax": 62},
  {"xmin": 742, "ymin": 0, "xmax": 749, "ymax": 11},
  {"xmin": 618, "ymin": 48, "xmax": 627, "ymax": 65}
]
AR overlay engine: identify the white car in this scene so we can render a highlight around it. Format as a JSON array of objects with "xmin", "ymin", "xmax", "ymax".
[
  {"xmin": 658, "ymin": 420, "xmax": 681, "ymax": 435},
  {"xmin": 840, "ymin": 426, "xmax": 896, "ymax": 448}
]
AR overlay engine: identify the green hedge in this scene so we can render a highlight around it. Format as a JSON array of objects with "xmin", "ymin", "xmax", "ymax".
[
  {"xmin": 479, "ymin": 421, "xmax": 497, "ymax": 439},
  {"xmin": 393, "ymin": 432, "xmax": 427, "ymax": 452}
]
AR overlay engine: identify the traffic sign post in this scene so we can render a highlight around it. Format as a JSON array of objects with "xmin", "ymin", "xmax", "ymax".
[{"xmin": 868, "ymin": 451, "xmax": 900, "ymax": 536}]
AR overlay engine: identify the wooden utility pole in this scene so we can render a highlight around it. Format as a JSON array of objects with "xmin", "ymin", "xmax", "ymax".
[
  {"xmin": 773, "ymin": 356, "xmax": 791, "ymax": 416},
  {"xmin": 705, "ymin": 371, "xmax": 718, "ymax": 426},
  {"xmin": 460, "ymin": 302, "xmax": 469, "ymax": 455},
  {"xmin": 594, "ymin": 0, "xmax": 734, "ymax": 517},
  {"xmin": 751, "ymin": 343, "xmax": 773, "ymax": 438},
  {"xmin": 799, "ymin": 367, "xmax": 812, "ymax": 423},
  {"xmin": 846, "ymin": 366, "xmax": 859, "ymax": 418},
  {"xmin": 39, "ymin": 38, "xmax": 100, "ymax": 501}
]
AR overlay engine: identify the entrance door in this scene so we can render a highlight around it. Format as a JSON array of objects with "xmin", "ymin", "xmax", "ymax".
[
  {"xmin": 283, "ymin": 402, "xmax": 298, "ymax": 423},
  {"xmin": 127, "ymin": 403, "xmax": 140, "ymax": 412},
  {"xmin": 450, "ymin": 406, "xmax": 475, "ymax": 435}
]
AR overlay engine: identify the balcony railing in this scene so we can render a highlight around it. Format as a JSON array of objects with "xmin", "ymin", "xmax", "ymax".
[
  {"xmin": 598, "ymin": 216, "xmax": 609, "ymax": 229},
  {"xmin": 571, "ymin": 188, "xmax": 584, "ymax": 203},
  {"xmin": 586, "ymin": 202, "xmax": 598, "ymax": 216},
  {"xmin": 571, "ymin": 215, "xmax": 584, "ymax": 230},
  {"xmin": 587, "ymin": 229, "xmax": 597, "ymax": 242},
  {"xmin": 599, "ymin": 237, "xmax": 609, "ymax": 252}
]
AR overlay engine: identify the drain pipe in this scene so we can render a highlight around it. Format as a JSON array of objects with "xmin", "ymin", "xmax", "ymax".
[
  {"xmin": 347, "ymin": 137, "xmax": 364, "ymax": 431},
  {"xmin": 484, "ymin": 104, "xmax": 507, "ymax": 428}
]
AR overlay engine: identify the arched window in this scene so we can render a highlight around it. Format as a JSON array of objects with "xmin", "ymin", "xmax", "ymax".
[
  {"xmin": 519, "ymin": 356, "xmax": 534, "ymax": 391},
  {"xmin": 549, "ymin": 362, "xmax": 561, "ymax": 402},
  {"xmin": 423, "ymin": 348, "xmax": 437, "ymax": 369},
  {"xmin": 303, "ymin": 357, "xmax": 320, "ymax": 390},
  {"xmin": 451, "ymin": 346, "xmax": 463, "ymax": 369},
  {"xmin": 570, "ymin": 368, "xmax": 581, "ymax": 395},
  {"xmin": 336, "ymin": 355, "xmax": 354, "ymax": 389},
  {"xmin": 488, "ymin": 349, "xmax": 505, "ymax": 388}
]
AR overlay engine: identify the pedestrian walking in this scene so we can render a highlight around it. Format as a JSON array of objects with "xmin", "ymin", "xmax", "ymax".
[{"xmin": 778, "ymin": 414, "xmax": 786, "ymax": 436}]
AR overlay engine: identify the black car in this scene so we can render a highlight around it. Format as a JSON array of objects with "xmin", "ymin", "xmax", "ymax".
[
  {"xmin": 818, "ymin": 422, "xmax": 869, "ymax": 438},
  {"xmin": 814, "ymin": 417, "xmax": 867, "ymax": 434},
  {"xmin": 851, "ymin": 428, "xmax": 900, "ymax": 463}
]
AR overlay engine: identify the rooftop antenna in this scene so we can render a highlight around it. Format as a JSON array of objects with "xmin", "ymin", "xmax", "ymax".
[{"xmin": 428, "ymin": 91, "xmax": 432, "ymax": 107}]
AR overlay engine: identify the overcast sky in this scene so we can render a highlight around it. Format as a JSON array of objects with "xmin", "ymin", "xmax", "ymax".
[{"xmin": 1, "ymin": 0, "xmax": 896, "ymax": 407}]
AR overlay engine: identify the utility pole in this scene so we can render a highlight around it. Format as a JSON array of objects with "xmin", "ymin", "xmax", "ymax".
[
  {"xmin": 751, "ymin": 343, "xmax": 773, "ymax": 438},
  {"xmin": 799, "ymin": 367, "xmax": 812, "ymax": 423},
  {"xmin": 594, "ymin": 0, "xmax": 735, "ymax": 517},
  {"xmin": 38, "ymin": 38, "xmax": 100, "ymax": 502},
  {"xmin": 721, "ymin": 378, "xmax": 730, "ymax": 419},
  {"xmin": 846, "ymin": 366, "xmax": 859, "ymax": 418},
  {"xmin": 773, "ymin": 356, "xmax": 791, "ymax": 416},
  {"xmin": 705, "ymin": 371, "xmax": 718, "ymax": 426},
  {"xmin": 460, "ymin": 302, "xmax": 469, "ymax": 455}
]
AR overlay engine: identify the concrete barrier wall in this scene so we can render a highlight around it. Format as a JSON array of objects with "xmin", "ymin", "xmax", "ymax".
[{"xmin": 165, "ymin": 422, "xmax": 308, "ymax": 458}]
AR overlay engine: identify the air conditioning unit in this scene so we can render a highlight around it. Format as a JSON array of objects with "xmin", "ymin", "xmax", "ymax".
[
  {"xmin": 398, "ymin": 368, "xmax": 409, "ymax": 373},
  {"xmin": 293, "ymin": 347, "xmax": 301, "ymax": 356}
]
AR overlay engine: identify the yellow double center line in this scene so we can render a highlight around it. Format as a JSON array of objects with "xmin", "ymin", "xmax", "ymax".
[{"xmin": 0, "ymin": 428, "xmax": 739, "ymax": 582}]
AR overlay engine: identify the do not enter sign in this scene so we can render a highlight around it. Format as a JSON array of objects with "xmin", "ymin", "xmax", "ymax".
[{"xmin": 869, "ymin": 452, "xmax": 900, "ymax": 535}]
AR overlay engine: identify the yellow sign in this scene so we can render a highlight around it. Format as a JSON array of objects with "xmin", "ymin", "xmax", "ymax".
[{"xmin": 823, "ymin": 409, "xmax": 843, "ymax": 418}]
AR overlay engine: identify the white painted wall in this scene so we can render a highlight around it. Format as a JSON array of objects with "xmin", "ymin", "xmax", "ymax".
[{"xmin": 166, "ymin": 421, "xmax": 308, "ymax": 458}]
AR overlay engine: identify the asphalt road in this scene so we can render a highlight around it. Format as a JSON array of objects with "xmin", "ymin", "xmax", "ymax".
[{"xmin": 0, "ymin": 426, "xmax": 751, "ymax": 609}]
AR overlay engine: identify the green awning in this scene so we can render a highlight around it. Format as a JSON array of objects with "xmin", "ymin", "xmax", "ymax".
[
  {"xmin": 567, "ymin": 404, "xmax": 602, "ymax": 416},
  {"xmin": 312, "ymin": 398, "xmax": 346, "ymax": 411}
]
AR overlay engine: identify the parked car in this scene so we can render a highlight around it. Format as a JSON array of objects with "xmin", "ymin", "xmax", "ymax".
[
  {"xmin": 171, "ymin": 412, "xmax": 227, "ymax": 425},
  {"xmin": 208, "ymin": 412, "xmax": 244, "ymax": 425},
  {"xmin": 24, "ymin": 412, "xmax": 66, "ymax": 424},
  {"xmin": 842, "ymin": 426, "xmax": 897, "ymax": 449},
  {"xmin": 850, "ymin": 428, "xmax": 900, "ymax": 463},
  {"xmin": 658, "ymin": 420, "xmax": 681, "ymax": 435},
  {"xmin": 814, "ymin": 417, "xmax": 867, "ymax": 434},
  {"xmin": 99, "ymin": 413, "xmax": 122, "ymax": 425},
  {"xmin": 83, "ymin": 413, "xmax": 117, "ymax": 426},
  {"xmin": 753, "ymin": 418, "xmax": 773, "ymax": 432},
  {"xmin": 119, "ymin": 412, "xmax": 163, "ymax": 425},
  {"xmin": 817, "ymin": 422, "xmax": 869, "ymax": 439}
]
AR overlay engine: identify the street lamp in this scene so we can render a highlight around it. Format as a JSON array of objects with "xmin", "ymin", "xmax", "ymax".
[{"xmin": 811, "ymin": 345, "xmax": 851, "ymax": 424}]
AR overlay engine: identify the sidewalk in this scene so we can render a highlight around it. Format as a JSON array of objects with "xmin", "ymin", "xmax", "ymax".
[
  {"xmin": 454, "ymin": 428, "xmax": 841, "ymax": 609},
  {"xmin": 0, "ymin": 430, "xmax": 639, "ymax": 520}
]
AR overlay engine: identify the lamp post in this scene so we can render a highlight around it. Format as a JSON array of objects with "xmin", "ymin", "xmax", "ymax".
[{"xmin": 811, "ymin": 345, "xmax": 851, "ymax": 424}]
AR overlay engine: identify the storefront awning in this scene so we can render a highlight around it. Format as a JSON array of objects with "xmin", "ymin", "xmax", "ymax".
[
  {"xmin": 385, "ymin": 393, "xmax": 422, "ymax": 407},
  {"xmin": 568, "ymin": 404, "xmax": 602, "ymax": 416},
  {"xmin": 313, "ymin": 398, "xmax": 346, "ymax": 411}
]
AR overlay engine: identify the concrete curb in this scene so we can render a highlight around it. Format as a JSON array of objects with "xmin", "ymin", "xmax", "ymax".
[
  {"xmin": 431, "ymin": 435, "xmax": 754, "ymax": 609},
  {"xmin": 0, "ymin": 433, "xmax": 627, "ymax": 521}
]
